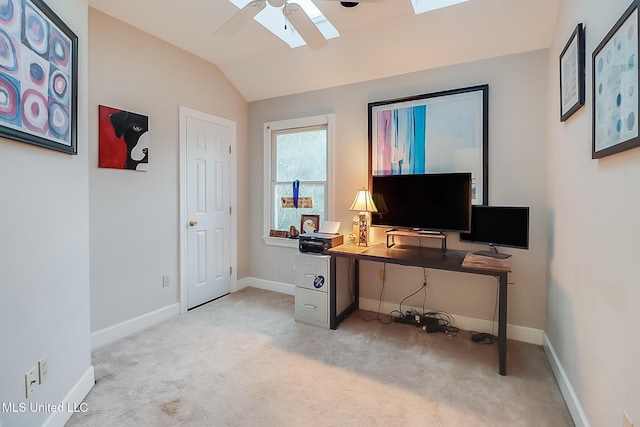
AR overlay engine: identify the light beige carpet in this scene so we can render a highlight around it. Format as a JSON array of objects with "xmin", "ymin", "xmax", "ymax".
[{"xmin": 68, "ymin": 287, "xmax": 573, "ymax": 426}]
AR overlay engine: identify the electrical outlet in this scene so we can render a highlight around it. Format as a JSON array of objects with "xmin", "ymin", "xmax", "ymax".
[
  {"xmin": 162, "ymin": 274, "xmax": 170, "ymax": 287},
  {"xmin": 25, "ymin": 366, "xmax": 38, "ymax": 398},
  {"xmin": 379, "ymin": 269, "xmax": 385, "ymax": 281},
  {"xmin": 38, "ymin": 356, "xmax": 48, "ymax": 384},
  {"xmin": 623, "ymin": 412, "xmax": 634, "ymax": 427}
]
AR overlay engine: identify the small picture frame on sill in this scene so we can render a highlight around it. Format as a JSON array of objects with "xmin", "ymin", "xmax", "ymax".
[
  {"xmin": 560, "ymin": 23, "xmax": 586, "ymax": 122},
  {"xmin": 300, "ymin": 214, "xmax": 320, "ymax": 235}
]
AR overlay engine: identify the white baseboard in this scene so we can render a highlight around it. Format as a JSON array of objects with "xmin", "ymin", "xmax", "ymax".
[
  {"xmin": 238, "ymin": 277, "xmax": 295, "ymax": 296},
  {"xmin": 543, "ymin": 333, "xmax": 589, "ymax": 427},
  {"xmin": 42, "ymin": 365, "xmax": 95, "ymax": 427},
  {"xmin": 360, "ymin": 297, "xmax": 544, "ymax": 345},
  {"xmin": 236, "ymin": 280, "xmax": 542, "ymax": 345},
  {"xmin": 91, "ymin": 303, "xmax": 180, "ymax": 350}
]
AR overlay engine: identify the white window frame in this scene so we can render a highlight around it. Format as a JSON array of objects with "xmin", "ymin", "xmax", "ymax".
[{"xmin": 263, "ymin": 114, "xmax": 335, "ymax": 248}]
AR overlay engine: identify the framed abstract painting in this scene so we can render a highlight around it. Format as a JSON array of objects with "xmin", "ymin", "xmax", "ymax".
[
  {"xmin": 593, "ymin": 0, "xmax": 640, "ymax": 159},
  {"xmin": 368, "ymin": 85, "xmax": 489, "ymax": 205},
  {"xmin": 0, "ymin": 0, "xmax": 78, "ymax": 154}
]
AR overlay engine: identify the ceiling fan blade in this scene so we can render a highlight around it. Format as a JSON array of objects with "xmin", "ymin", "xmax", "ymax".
[
  {"xmin": 216, "ymin": 0, "xmax": 267, "ymax": 36},
  {"xmin": 283, "ymin": 2, "xmax": 328, "ymax": 50}
]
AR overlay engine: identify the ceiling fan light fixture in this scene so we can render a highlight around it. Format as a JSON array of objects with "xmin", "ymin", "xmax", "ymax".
[
  {"xmin": 340, "ymin": 2, "xmax": 360, "ymax": 7},
  {"xmin": 223, "ymin": 0, "xmax": 339, "ymax": 48}
]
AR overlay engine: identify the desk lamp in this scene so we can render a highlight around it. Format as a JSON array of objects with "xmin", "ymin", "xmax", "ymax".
[{"xmin": 349, "ymin": 189, "xmax": 378, "ymax": 246}]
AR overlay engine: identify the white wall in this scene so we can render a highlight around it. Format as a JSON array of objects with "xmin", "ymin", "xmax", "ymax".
[
  {"xmin": 88, "ymin": 10, "xmax": 249, "ymax": 333},
  {"xmin": 248, "ymin": 50, "xmax": 549, "ymax": 332},
  {"xmin": 546, "ymin": 0, "xmax": 640, "ymax": 425},
  {"xmin": 0, "ymin": 1, "xmax": 93, "ymax": 426}
]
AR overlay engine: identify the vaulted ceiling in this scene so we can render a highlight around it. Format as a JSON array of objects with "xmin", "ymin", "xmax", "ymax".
[{"xmin": 88, "ymin": 0, "xmax": 560, "ymax": 101}]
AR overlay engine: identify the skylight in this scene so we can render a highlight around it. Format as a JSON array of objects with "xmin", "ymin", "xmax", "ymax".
[
  {"xmin": 411, "ymin": 0, "xmax": 470, "ymax": 15},
  {"xmin": 228, "ymin": 0, "xmax": 339, "ymax": 48}
]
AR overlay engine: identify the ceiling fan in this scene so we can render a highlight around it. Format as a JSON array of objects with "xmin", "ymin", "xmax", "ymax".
[
  {"xmin": 215, "ymin": 0, "xmax": 383, "ymax": 50},
  {"xmin": 337, "ymin": 1, "xmax": 383, "ymax": 7}
]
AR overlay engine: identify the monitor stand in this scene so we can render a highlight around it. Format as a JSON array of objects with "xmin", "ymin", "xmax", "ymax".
[
  {"xmin": 386, "ymin": 229, "xmax": 447, "ymax": 251},
  {"xmin": 473, "ymin": 245, "xmax": 512, "ymax": 259}
]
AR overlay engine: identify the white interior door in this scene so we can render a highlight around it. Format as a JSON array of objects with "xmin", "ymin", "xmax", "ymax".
[{"xmin": 183, "ymin": 110, "xmax": 234, "ymax": 309}]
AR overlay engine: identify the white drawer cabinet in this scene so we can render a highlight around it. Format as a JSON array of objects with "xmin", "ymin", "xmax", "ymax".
[
  {"xmin": 295, "ymin": 287, "xmax": 328, "ymax": 326},
  {"xmin": 294, "ymin": 253, "xmax": 330, "ymax": 328}
]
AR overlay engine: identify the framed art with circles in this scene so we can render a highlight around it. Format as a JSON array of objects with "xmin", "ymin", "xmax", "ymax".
[
  {"xmin": 593, "ymin": 0, "xmax": 640, "ymax": 159},
  {"xmin": 0, "ymin": 0, "xmax": 78, "ymax": 154}
]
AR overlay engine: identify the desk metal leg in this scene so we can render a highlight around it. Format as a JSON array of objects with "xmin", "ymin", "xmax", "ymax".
[
  {"xmin": 329, "ymin": 256, "xmax": 359, "ymax": 330},
  {"xmin": 353, "ymin": 258, "xmax": 359, "ymax": 310},
  {"xmin": 498, "ymin": 272, "xmax": 508, "ymax": 376},
  {"xmin": 330, "ymin": 255, "xmax": 337, "ymax": 329}
]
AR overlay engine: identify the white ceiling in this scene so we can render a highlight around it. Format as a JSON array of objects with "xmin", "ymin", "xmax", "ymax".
[{"xmin": 88, "ymin": 0, "xmax": 560, "ymax": 102}]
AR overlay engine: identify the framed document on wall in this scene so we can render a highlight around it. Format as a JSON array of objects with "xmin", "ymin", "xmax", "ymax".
[{"xmin": 560, "ymin": 23, "xmax": 586, "ymax": 122}]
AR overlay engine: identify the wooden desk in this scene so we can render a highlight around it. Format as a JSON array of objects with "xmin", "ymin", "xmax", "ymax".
[{"xmin": 327, "ymin": 244, "xmax": 511, "ymax": 376}]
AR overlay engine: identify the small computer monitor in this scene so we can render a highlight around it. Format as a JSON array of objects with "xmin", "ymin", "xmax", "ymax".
[{"xmin": 460, "ymin": 206, "xmax": 529, "ymax": 255}]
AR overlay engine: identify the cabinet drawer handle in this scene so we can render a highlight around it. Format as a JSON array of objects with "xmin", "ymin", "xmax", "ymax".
[{"xmin": 303, "ymin": 304, "xmax": 317, "ymax": 309}]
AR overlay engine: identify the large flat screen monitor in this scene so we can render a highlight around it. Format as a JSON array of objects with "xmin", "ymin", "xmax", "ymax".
[
  {"xmin": 459, "ymin": 205, "xmax": 530, "ymax": 257},
  {"xmin": 371, "ymin": 173, "xmax": 472, "ymax": 233}
]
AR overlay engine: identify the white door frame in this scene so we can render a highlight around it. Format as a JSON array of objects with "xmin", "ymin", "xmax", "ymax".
[{"xmin": 179, "ymin": 106, "xmax": 238, "ymax": 314}]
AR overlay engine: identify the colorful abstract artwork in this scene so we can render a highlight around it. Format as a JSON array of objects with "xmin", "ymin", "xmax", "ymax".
[
  {"xmin": 0, "ymin": 0, "xmax": 77, "ymax": 154},
  {"xmin": 375, "ymin": 105, "xmax": 426, "ymax": 175},
  {"xmin": 369, "ymin": 86, "xmax": 488, "ymax": 204},
  {"xmin": 592, "ymin": 1, "xmax": 640, "ymax": 159},
  {"xmin": 98, "ymin": 105, "xmax": 149, "ymax": 171}
]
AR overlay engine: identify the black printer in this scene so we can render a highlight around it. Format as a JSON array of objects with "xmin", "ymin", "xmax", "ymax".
[{"xmin": 298, "ymin": 232, "xmax": 344, "ymax": 254}]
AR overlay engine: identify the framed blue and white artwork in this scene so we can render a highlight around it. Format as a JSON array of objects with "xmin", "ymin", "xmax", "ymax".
[
  {"xmin": 368, "ymin": 85, "xmax": 489, "ymax": 205},
  {"xmin": 593, "ymin": 0, "xmax": 639, "ymax": 159}
]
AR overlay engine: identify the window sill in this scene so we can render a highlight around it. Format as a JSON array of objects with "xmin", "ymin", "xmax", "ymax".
[{"xmin": 262, "ymin": 236, "xmax": 299, "ymax": 248}]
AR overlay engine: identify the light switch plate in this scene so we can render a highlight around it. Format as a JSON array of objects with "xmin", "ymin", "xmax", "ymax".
[
  {"xmin": 38, "ymin": 356, "xmax": 48, "ymax": 384},
  {"xmin": 25, "ymin": 366, "xmax": 38, "ymax": 398}
]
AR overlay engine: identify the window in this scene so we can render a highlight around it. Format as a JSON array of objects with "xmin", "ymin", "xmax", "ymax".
[{"xmin": 263, "ymin": 115, "xmax": 334, "ymax": 247}]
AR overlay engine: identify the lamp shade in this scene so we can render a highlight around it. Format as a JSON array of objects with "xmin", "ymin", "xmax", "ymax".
[{"xmin": 349, "ymin": 189, "xmax": 378, "ymax": 213}]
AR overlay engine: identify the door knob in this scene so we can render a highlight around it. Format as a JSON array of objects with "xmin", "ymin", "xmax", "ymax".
[{"xmin": 189, "ymin": 220, "xmax": 198, "ymax": 227}]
